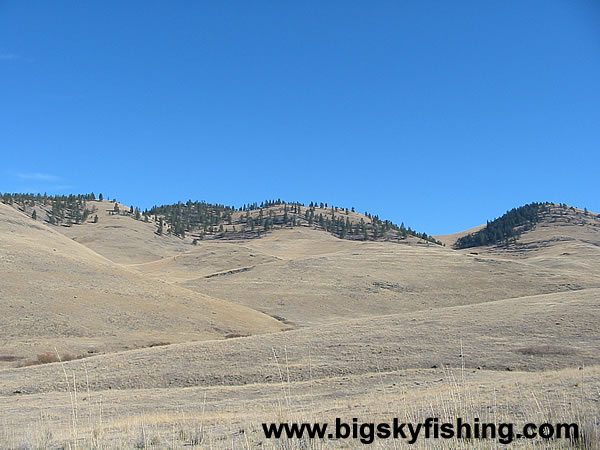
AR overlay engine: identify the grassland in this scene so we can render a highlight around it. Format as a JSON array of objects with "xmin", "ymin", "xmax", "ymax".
[{"xmin": 0, "ymin": 201, "xmax": 598, "ymax": 448}]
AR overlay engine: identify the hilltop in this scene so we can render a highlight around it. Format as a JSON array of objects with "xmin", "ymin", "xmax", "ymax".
[
  {"xmin": 0, "ymin": 193, "xmax": 442, "ymax": 248},
  {"xmin": 437, "ymin": 202, "xmax": 600, "ymax": 250}
]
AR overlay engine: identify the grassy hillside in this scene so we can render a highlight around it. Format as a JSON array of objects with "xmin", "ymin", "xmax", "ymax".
[
  {"xmin": 2, "ymin": 288, "xmax": 598, "ymax": 395},
  {"xmin": 0, "ymin": 202, "xmax": 287, "ymax": 367},
  {"xmin": 1, "ymin": 289, "xmax": 599, "ymax": 447},
  {"xmin": 131, "ymin": 226, "xmax": 599, "ymax": 326}
]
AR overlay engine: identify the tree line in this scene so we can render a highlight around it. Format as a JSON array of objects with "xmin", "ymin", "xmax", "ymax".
[
  {"xmin": 148, "ymin": 198, "xmax": 442, "ymax": 244},
  {"xmin": 455, "ymin": 202, "xmax": 551, "ymax": 249},
  {"xmin": 0, "ymin": 192, "xmax": 442, "ymax": 245},
  {"xmin": 0, "ymin": 192, "xmax": 98, "ymax": 226}
]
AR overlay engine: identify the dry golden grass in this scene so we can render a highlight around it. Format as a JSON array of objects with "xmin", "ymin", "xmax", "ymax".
[
  {"xmin": 54, "ymin": 200, "xmax": 192, "ymax": 265},
  {"xmin": 173, "ymin": 227, "xmax": 599, "ymax": 327},
  {"xmin": 1, "ymin": 288, "xmax": 598, "ymax": 394},
  {"xmin": 0, "ymin": 202, "xmax": 598, "ymax": 448},
  {"xmin": 0, "ymin": 202, "xmax": 287, "ymax": 366},
  {"xmin": 1, "ymin": 361, "xmax": 598, "ymax": 448}
]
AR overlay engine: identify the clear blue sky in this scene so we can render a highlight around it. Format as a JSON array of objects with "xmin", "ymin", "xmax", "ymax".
[{"xmin": 1, "ymin": 1, "xmax": 598, "ymax": 234}]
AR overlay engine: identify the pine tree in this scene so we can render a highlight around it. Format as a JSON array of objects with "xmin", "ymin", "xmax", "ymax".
[{"xmin": 31, "ymin": 210, "xmax": 37, "ymax": 220}]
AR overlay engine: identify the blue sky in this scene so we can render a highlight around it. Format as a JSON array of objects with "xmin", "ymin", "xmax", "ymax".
[{"xmin": 1, "ymin": 1, "xmax": 598, "ymax": 234}]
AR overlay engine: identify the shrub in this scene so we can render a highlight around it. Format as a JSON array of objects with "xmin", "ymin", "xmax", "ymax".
[{"xmin": 21, "ymin": 352, "xmax": 79, "ymax": 367}]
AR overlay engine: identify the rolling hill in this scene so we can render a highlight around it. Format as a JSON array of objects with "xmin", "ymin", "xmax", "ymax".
[
  {"xmin": 0, "ymin": 202, "xmax": 287, "ymax": 367},
  {"xmin": 0, "ymin": 196, "xmax": 599, "ymax": 448}
]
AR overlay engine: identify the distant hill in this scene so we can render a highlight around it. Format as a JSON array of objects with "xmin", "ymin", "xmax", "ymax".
[
  {"xmin": 439, "ymin": 202, "xmax": 599, "ymax": 254},
  {"xmin": 0, "ymin": 192, "xmax": 442, "ymax": 245},
  {"xmin": 455, "ymin": 202, "xmax": 551, "ymax": 248}
]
